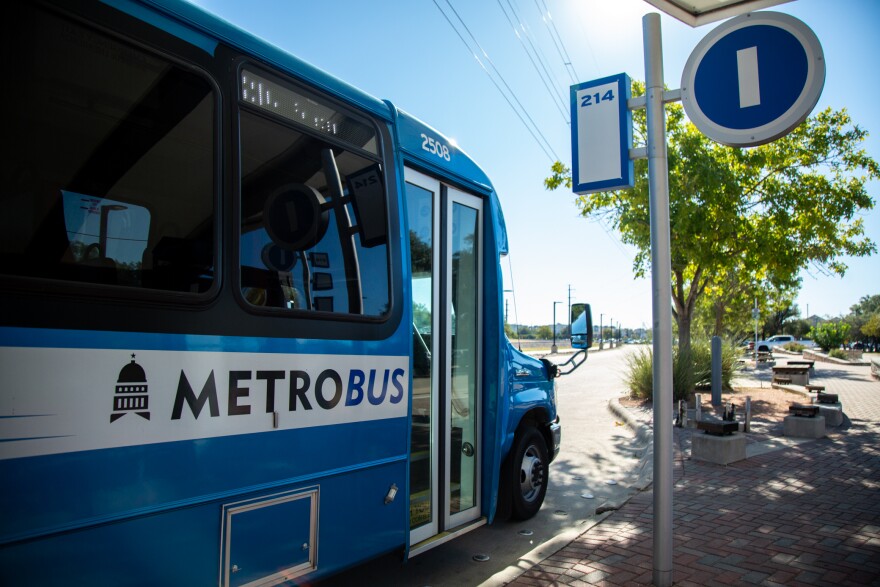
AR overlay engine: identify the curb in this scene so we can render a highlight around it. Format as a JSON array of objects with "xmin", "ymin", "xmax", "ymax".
[
  {"xmin": 608, "ymin": 397, "xmax": 652, "ymax": 444},
  {"xmin": 803, "ymin": 349, "xmax": 871, "ymax": 366},
  {"xmin": 769, "ymin": 382, "xmax": 813, "ymax": 398},
  {"xmin": 606, "ymin": 398, "xmax": 654, "ymax": 491}
]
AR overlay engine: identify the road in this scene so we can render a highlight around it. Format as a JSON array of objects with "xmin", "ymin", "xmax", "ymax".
[{"xmin": 320, "ymin": 344, "xmax": 651, "ymax": 587}]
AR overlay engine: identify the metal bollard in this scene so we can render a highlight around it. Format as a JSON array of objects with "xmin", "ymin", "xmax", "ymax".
[
  {"xmin": 711, "ymin": 336, "xmax": 722, "ymax": 407},
  {"xmin": 744, "ymin": 396, "xmax": 752, "ymax": 433}
]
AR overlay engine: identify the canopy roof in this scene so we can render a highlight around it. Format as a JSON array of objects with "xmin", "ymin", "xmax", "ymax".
[{"xmin": 643, "ymin": 0, "xmax": 793, "ymax": 26}]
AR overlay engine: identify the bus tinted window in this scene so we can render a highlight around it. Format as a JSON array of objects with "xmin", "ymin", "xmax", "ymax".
[
  {"xmin": 239, "ymin": 73, "xmax": 390, "ymax": 316},
  {"xmin": 1, "ymin": 3, "xmax": 215, "ymax": 293}
]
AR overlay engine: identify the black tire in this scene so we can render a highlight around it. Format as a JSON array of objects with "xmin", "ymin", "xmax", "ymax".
[{"xmin": 510, "ymin": 426, "xmax": 549, "ymax": 520}]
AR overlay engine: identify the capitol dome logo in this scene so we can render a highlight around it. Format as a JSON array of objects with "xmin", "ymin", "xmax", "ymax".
[{"xmin": 110, "ymin": 354, "xmax": 150, "ymax": 423}]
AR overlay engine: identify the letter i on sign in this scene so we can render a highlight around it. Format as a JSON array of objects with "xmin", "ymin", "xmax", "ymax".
[{"xmin": 736, "ymin": 46, "xmax": 760, "ymax": 108}]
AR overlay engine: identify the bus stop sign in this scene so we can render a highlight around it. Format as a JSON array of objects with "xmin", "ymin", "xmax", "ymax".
[
  {"xmin": 680, "ymin": 12, "xmax": 824, "ymax": 147},
  {"xmin": 571, "ymin": 73, "xmax": 633, "ymax": 194}
]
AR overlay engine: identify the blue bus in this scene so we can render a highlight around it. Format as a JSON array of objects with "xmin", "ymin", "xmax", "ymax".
[{"xmin": 0, "ymin": 1, "xmax": 590, "ymax": 584}]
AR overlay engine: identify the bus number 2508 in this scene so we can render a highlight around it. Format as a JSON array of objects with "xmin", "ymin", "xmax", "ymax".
[{"xmin": 421, "ymin": 133, "xmax": 451, "ymax": 161}]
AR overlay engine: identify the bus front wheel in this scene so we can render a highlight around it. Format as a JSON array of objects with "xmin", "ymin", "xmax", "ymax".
[{"xmin": 511, "ymin": 427, "xmax": 549, "ymax": 520}]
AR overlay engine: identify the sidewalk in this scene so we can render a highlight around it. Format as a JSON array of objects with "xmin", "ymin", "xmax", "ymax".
[{"xmin": 508, "ymin": 359, "xmax": 880, "ymax": 586}]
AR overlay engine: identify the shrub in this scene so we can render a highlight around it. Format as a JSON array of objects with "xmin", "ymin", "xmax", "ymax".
[
  {"xmin": 784, "ymin": 342, "xmax": 805, "ymax": 352},
  {"xmin": 625, "ymin": 347, "xmax": 654, "ymax": 400},
  {"xmin": 674, "ymin": 346, "xmax": 698, "ymax": 402},
  {"xmin": 829, "ymin": 349, "xmax": 848, "ymax": 360},
  {"xmin": 625, "ymin": 338, "xmax": 741, "ymax": 402},
  {"xmin": 809, "ymin": 322, "xmax": 850, "ymax": 352}
]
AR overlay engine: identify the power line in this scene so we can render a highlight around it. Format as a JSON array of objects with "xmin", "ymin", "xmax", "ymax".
[
  {"xmin": 570, "ymin": 0, "xmax": 601, "ymax": 74},
  {"xmin": 439, "ymin": 0, "xmax": 560, "ymax": 160},
  {"xmin": 497, "ymin": 0, "xmax": 570, "ymax": 125},
  {"xmin": 433, "ymin": 0, "xmax": 560, "ymax": 162},
  {"xmin": 534, "ymin": 0, "xmax": 580, "ymax": 84}
]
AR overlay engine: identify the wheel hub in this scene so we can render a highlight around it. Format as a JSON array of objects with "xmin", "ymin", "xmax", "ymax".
[{"xmin": 519, "ymin": 445, "xmax": 545, "ymax": 502}]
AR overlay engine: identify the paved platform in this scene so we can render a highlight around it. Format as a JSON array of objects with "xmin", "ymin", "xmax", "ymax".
[{"xmin": 508, "ymin": 357, "xmax": 880, "ymax": 586}]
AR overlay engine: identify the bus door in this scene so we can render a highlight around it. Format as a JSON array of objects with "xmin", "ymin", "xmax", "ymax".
[{"xmin": 405, "ymin": 168, "xmax": 483, "ymax": 548}]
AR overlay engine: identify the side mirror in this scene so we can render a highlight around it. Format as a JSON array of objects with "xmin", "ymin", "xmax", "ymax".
[{"xmin": 570, "ymin": 303, "xmax": 593, "ymax": 349}]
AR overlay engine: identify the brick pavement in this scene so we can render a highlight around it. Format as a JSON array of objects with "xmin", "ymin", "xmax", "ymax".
[{"xmin": 508, "ymin": 359, "xmax": 880, "ymax": 586}]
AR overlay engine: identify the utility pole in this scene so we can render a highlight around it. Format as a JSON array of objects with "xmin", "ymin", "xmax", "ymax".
[
  {"xmin": 609, "ymin": 318, "xmax": 613, "ymax": 348},
  {"xmin": 552, "ymin": 301, "xmax": 562, "ymax": 354}
]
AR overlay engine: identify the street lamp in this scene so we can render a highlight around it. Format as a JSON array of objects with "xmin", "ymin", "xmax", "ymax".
[
  {"xmin": 599, "ymin": 313, "xmax": 604, "ymax": 350},
  {"xmin": 552, "ymin": 301, "xmax": 562, "ymax": 354},
  {"xmin": 609, "ymin": 318, "xmax": 613, "ymax": 348}
]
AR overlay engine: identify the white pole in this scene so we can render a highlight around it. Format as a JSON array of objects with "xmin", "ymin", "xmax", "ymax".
[
  {"xmin": 643, "ymin": 12, "xmax": 674, "ymax": 587},
  {"xmin": 745, "ymin": 396, "xmax": 752, "ymax": 432},
  {"xmin": 754, "ymin": 297, "xmax": 759, "ymax": 363}
]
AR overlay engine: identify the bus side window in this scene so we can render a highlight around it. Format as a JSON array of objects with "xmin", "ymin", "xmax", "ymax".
[
  {"xmin": 1, "ymin": 3, "xmax": 216, "ymax": 294},
  {"xmin": 238, "ymin": 70, "xmax": 390, "ymax": 317}
]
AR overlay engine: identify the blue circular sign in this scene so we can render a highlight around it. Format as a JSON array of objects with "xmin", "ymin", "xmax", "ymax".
[{"xmin": 681, "ymin": 12, "xmax": 825, "ymax": 147}]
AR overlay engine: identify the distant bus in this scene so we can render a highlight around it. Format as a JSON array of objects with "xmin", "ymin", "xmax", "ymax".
[{"xmin": 0, "ymin": 1, "xmax": 590, "ymax": 584}]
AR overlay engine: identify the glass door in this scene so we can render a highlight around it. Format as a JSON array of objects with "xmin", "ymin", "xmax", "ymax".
[
  {"xmin": 406, "ymin": 169, "xmax": 439, "ymax": 545},
  {"xmin": 406, "ymin": 169, "xmax": 482, "ymax": 546},
  {"xmin": 445, "ymin": 189, "xmax": 482, "ymax": 528}
]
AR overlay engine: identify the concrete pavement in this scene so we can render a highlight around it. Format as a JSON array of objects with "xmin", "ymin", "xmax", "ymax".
[{"xmin": 508, "ymin": 357, "xmax": 880, "ymax": 586}]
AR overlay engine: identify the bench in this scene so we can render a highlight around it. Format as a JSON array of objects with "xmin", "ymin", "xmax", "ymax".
[
  {"xmin": 788, "ymin": 403, "xmax": 820, "ymax": 418},
  {"xmin": 805, "ymin": 384, "xmax": 825, "ymax": 393},
  {"xmin": 771, "ymin": 365, "xmax": 809, "ymax": 386},
  {"xmin": 697, "ymin": 420, "xmax": 739, "ymax": 436},
  {"xmin": 772, "ymin": 375, "xmax": 792, "ymax": 385},
  {"xmin": 788, "ymin": 360, "xmax": 815, "ymax": 370},
  {"xmin": 788, "ymin": 360, "xmax": 816, "ymax": 376},
  {"xmin": 816, "ymin": 391, "xmax": 839, "ymax": 404}
]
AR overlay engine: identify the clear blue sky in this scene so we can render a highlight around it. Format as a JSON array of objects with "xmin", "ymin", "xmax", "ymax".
[{"xmin": 192, "ymin": 0, "xmax": 879, "ymax": 329}]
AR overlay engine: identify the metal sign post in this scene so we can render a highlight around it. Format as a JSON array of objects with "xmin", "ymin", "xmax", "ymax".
[{"xmin": 642, "ymin": 13, "xmax": 674, "ymax": 587}]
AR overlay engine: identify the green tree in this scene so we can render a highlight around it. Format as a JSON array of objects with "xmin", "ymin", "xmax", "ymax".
[
  {"xmin": 862, "ymin": 314, "xmax": 880, "ymax": 340},
  {"xmin": 846, "ymin": 294, "xmax": 880, "ymax": 342},
  {"xmin": 763, "ymin": 300, "xmax": 800, "ymax": 338},
  {"xmin": 535, "ymin": 325, "xmax": 553, "ymax": 340},
  {"xmin": 546, "ymin": 81, "xmax": 877, "ymax": 372},
  {"xmin": 810, "ymin": 321, "xmax": 851, "ymax": 351},
  {"xmin": 786, "ymin": 318, "xmax": 812, "ymax": 340},
  {"xmin": 692, "ymin": 276, "xmax": 788, "ymax": 342}
]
